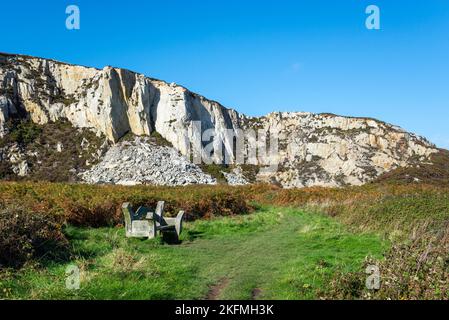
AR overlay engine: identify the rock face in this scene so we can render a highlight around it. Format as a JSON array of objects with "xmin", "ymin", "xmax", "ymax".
[
  {"xmin": 0, "ymin": 143, "xmax": 29, "ymax": 177},
  {"xmin": 0, "ymin": 53, "xmax": 243, "ymax": 154},
  {"xmin": 243, "ymin": 112, "xmax": 437, "ymax": 187},
  {"xmin": 0, "ymin": 53, "xmax": 439, "ymax": 187},
  {"xmin": 80, "ymin": 137, "xmax": 216, "ymax": 186}
]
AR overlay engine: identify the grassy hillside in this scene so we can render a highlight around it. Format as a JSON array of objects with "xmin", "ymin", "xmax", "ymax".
[{"xmin": 375, "ymin": 149, "xmax": 449, "ymax": 186}]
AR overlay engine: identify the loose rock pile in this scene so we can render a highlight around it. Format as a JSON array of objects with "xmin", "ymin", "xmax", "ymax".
[
  {"xmin": 80, "ymin": 137, "xmax": 216, "ymax": 186},
  {"xmin": 223, "ymin": 167, "xmax": 249, "ymax": 186}
]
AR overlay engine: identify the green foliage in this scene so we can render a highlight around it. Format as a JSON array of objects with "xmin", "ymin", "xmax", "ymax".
[
  {"xmin": 8, "ymin": 121, "xmax": 42, "ymax": 145},
  {"xmin": 150, "ymin": 131, "xmax": 172, "ymax": 147},
  {"xmin": 51, "ymin": 94, "xmax": 78, "ymax": 106},
  {"xmin": 0, "ymin": 203, "xmax": 69, "ymax": 269},
  {"xmin": 238, "ymin": 164, "xmax": 260, "ymax": 183},
  {"xmin": 26, "ymin": 121, "xmax": 106, "ymax": 182},
  {"xmin": 0, "ymin": 207, "xmax": 385, "ymax": 299},
  {"xmin": 0, "ymin": 161, "xmax": 14, "ymax": 180},
  {"xmin": 199, "ymin": 164, "xmax": 230, "ymax": 183},
  {"xmin": 324, "ymin": 229, "xmax": 449, "ymax": 300},
  {"xmin": 248, "ymin": 184, "xmax": 449, "ymax": 236},
  {"xmin": 0, "ymin": 182, "xmax": 449, "ymax": 299},
  {"xmin": 118, "ymin": 131, "xmax": 136, "ymax": 142},
  {"xmin": 0, "ymin": 182, "xmax": 253, "ymax": 227}
]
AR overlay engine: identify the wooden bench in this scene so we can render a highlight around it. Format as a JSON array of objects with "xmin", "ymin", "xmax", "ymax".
[{"xmin": 122, "ymin": 201, "xmax": 185, "ymax": 240}]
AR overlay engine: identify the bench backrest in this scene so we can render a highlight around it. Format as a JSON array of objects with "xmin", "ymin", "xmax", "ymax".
[
  {"xmin": 122, "ymin": 201, "xmax": 185, "ymax": 239},
  {"xmin": 154, "ymin": 201, "xmax": 166, "ymax": 226},
  {"xmin": 122, "ymin": 203, "xmax": 133, "ymax": 234}
]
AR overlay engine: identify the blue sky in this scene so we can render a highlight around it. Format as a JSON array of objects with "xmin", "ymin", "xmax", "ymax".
[{"xmin": 2, "ymin": 1, "xmax": 449, "ymax": 148}]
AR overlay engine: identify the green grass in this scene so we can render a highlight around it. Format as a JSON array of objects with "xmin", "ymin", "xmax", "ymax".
[{"xmin": 0, "ymin": 207, "xmax": 386, "ymax": 300}]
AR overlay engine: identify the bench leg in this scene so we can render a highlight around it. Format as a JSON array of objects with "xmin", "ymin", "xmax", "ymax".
[
  {"xmin": 148, "ymin": 219, "xmax": 157, "ymax": 240},
  {"xmin": 175, "ymin": 211, "xmax": 185, "ymax": 237}
]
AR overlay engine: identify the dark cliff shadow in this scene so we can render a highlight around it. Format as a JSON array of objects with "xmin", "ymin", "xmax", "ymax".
[{"xmin": 148, "ymin": 81, "xmax": 161, "ymax": 131}]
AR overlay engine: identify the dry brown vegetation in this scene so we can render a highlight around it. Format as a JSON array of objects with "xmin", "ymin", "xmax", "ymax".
[
  {"xmin": 0, "ymin": 203, "xmax": 68, "ymax": 268},
  {"xmin": 0, "ymin": 120, "xmax": 107, "ymax": 182},
  {"xmin": 375, "ymin": 149, "xmax": 449, "ymax": 186},
  {"xmin": 0, "ymin": 182, "xmax": 254, "ymax": 227},
  {"xmin": 0, "ymin": 181, "xmax": 448, "ymax": 233}
]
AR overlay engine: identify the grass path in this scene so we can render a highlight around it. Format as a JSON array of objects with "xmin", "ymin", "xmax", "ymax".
[{"xmin": 0, "ymin": 207, "xmax": 387, "ymax": 300}]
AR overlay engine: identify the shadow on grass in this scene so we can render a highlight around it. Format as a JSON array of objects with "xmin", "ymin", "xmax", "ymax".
[
  {"xmin": 161, "ymin": 232, "xmax": 183, "ymax": 245},
  {"xmin": 184, "ymin": 230, "xmax": 206, "ymax": 242}
]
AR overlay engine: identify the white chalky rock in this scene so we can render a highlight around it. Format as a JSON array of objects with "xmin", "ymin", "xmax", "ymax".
[{"xmin": 79, "ymin": 137, "xmax": 216, "ymax": 186}]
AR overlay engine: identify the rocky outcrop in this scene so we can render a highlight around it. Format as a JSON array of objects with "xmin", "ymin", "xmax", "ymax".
[
  {"xmin": 0, "ymin": 53, "xmax": 439, "ymax": 188},
  {"xmin": 0, "ymin": 143, "xmax": 29, "ymax": 177},
  {"xmin": 243, "ymin": 112, "xmax": 437, "ymax": 187}
]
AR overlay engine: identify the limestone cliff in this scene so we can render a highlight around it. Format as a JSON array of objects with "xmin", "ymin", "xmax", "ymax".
[
  {"xmin": 242, "ymin": 112, "xmax": 436, "ymax": 187},
  {"xmin": 0, "ymin": 53, "xmax": 439, "ymax": 187},
  {"xmin": 0, "ymin": 53, "xmax": 243, "ymax": 154}
]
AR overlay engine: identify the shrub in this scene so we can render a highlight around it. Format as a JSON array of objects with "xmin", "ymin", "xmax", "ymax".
[
  {"xmin": 7, "ymin": 121, "xmax": 42, "ymax": 145},
  {"xmin": 199, "ymin": 164, "xmax": 230, "ymax": 183},
  {"xmin": 0, "ymin": 161, "xmax": 14, "ymax": 180},
  {"xmin": 63, "ymin": 200, "xmax": 121, "ymax": 228},
  {"xmin": 150, "ymin": 131, "xmax": 173, "ymax": 147},
  {"xmin": 63, "ymin": 188, "xmax": 252, "ymax": 226},
  {"xmin": 323, "ymin": 225, "xmax": 449, "ymax": 300},
  {"xmin": 0, "ymin": 203, "xmax": 69, "ymax": 268}
]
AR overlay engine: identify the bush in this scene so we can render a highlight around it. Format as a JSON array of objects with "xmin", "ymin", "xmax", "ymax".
[
  {"xmin": 0, "ymin": 203, "xmax": 69, "ymax": 268},
  {"xmin": 7, "ymin": 121, "xmax": 42, "ymax": 145},
  {"xmin": 323, "ymin": 225, "xmax": 449, "ymax": 300},
  {"xmin": 63, "ymin": 200, "xmax": 121, "ymax": 228}
]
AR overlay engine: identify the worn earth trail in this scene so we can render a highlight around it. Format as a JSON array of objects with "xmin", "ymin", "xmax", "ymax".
[{"xmin": 184, "ymin": 209, "xmax": 384, "ymax": 300}]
